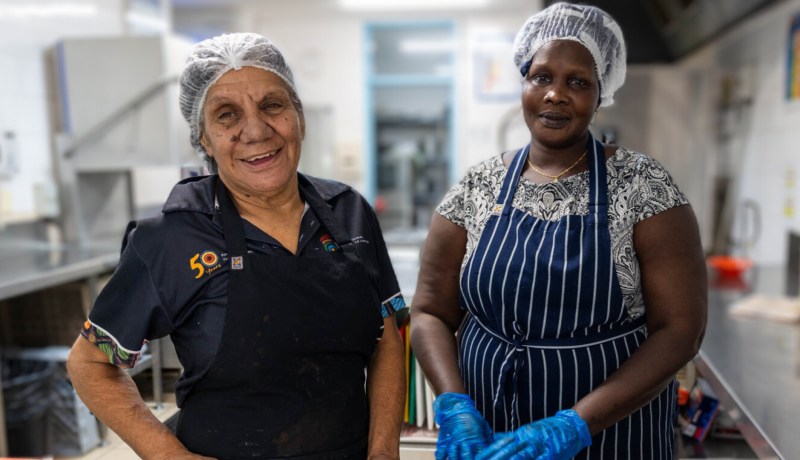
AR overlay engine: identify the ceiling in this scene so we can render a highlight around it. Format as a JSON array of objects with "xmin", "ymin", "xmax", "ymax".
[
  {"xmin": 171, "ymin": 0, "xmax": 533, "ymax": 10},
  {"xmin": 171, "ymin": 0, "xmax": 781, "ymax": 62},
  {"xmin": 544, "ymin": 0, "xmax": 780, "ymax": 63}
]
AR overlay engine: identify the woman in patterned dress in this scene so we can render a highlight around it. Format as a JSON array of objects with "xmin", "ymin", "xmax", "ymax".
[{"xmin": 411, "ymin": 4, "xmax": 707, "ymax": 460}]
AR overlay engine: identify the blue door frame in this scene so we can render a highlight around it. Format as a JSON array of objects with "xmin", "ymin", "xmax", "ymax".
[{"xmin": 363, "ymin": 20, "xmax": 459, "ymax": 204}]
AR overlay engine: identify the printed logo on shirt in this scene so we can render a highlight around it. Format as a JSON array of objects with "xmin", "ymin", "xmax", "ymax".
[
  {"xmin": 200, "ymin": 251, "xmax": 219, "ymax": 267},
  {"xmin": 491, "ymin": 204, "xmax": 504, "ymax": 216},
  {"xmin": 190, "ymin": 250, "xmax": 222, "ymax": 279},
  {"xmin": 320, "ymin": 234, "xmax": 339, "ymax": 252},
  {"xmin": 351, "ymin": 235, "xmax": 370, "ymax": 245}
]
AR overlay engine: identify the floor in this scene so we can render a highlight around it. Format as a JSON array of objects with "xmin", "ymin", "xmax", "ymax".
[
  {"xmin": 62, "ymin": 402, "xmax": 755, "ymax": 460},
  {"xmin": 66, "ymin": 422, "xmax": 756, "ymax": 460},
  {"xmin": 65, "ymin": 403, "xmax": 180, "ymax": 460}
]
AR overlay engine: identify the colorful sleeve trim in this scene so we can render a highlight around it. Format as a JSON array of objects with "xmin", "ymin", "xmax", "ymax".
[
  {"xmin": 380, "ymin": 293, "xmax": 406, "ymax": 318},
  {"xmin": 80, "ymin": 321, "xmax": 142, "ymax": 369}
]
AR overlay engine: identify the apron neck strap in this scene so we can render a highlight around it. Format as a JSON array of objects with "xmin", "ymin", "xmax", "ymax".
[
  {"xmin": 496, "ymin": 144, "xmax": 530, "ymax": 216},
  {"xmin": 586, "ymin": 132, "xmax": 608, "ymax": 212},
  {"xmin": 297, "ymin": 175, "xmax": 355, "ymax": 250},
  {"xmin": 217, "ymin": 177, "xmax": 249, "ymax": 259},
  {"xmin": 497, "ymin": 132, "xmax": 608, "ymax": 218},
  {"xmin": 217, "ymin": 175, "xmax": 357, "ymax": 256}
]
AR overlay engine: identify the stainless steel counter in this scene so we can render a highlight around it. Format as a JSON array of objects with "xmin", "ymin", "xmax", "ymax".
[
  {"xmin": 0, "ymin": 240, "xmax": 119, "ymax": 302},
  {"xmin": 698, "ymin": 266, "xmax": 800, "ymax": 460}
]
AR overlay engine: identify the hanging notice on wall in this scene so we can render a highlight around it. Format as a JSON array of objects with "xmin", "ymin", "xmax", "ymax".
[
  {"xmin": 472, "ymin": 33, "xmax": 520, "ymax": 103},
  {"xmin": 787, "ymin": 13, "xmax": 800, "ymax": 100}
]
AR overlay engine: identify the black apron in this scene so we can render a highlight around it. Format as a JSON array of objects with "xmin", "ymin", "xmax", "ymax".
[{"xmin": 176, "ymin": 176, "xmax": 383, "ymax": 460}]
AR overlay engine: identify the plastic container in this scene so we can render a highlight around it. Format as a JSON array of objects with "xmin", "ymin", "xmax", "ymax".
[
  {"xmin": 706, "ymin": 255, "xmax": 753, "ymax": 278},
  {"xmin": 2, "ymin": 360, "xmax": 55, "ymax": 457},
  {"xmin": 2, "ymin": 347, "xmax": 100, "ymax": 457}
]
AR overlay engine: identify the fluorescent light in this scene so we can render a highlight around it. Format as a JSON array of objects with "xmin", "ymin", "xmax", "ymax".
[
  {"xmin": 127, "ymin": 11, "xmax": 168, "ymax": 32},
  {"xmin": 399, "ymin": 39, "xmax": 455, "ymax": 54},
  {"xmin": 341, "ymin": 0, "xmax": 489, "ymax": 10},
  {"xmin": 0, "ymin": 4, "xmax": 98, "ymax": 19}
]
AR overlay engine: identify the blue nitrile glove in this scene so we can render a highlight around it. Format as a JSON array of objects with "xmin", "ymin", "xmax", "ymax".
[
  {"xmin": 434, "ymin": 393, "xmax": 493, "ymax": 460},
  {"xmin": 475, "ymin": 410, "xmax": 592, "ymax": 460}
]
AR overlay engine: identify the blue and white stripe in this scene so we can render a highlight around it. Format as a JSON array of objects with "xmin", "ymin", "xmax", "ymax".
[{"xmin": 456, "ymin": 135, "xmax": 675, "ymax": 459}]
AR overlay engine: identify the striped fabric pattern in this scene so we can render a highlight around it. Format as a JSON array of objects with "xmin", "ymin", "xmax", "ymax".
[{"xmin": 457, "ymin": 137, "xmax": 675, "ymax": 459}]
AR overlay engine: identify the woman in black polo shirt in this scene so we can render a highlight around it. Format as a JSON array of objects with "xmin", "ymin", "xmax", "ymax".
[{"xmin": 66, "ymin": 33, "xmax": 405, "ymax": 460}]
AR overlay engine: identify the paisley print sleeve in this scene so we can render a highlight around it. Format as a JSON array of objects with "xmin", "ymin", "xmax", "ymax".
[
  {"xmin": 630, "ymin": 155, "xmax": 689, "ymax": 224},
  {"xmin": 436, "ymin": 180, "xmax": 468, "ymax": 228}
]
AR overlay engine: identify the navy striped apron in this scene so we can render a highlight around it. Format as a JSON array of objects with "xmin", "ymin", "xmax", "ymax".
[{"xmin": 458, "ymin": 134, "xmax": 676, "ymax": 460}]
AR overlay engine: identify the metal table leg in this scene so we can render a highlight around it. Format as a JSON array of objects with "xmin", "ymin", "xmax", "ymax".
[
  {"xmin": 151, "ymin": 339, "xmax": 163, "ymax": 410},
  {"xmin": 0, "ymin": 347, "xmax": 8, "ymax": 456}
]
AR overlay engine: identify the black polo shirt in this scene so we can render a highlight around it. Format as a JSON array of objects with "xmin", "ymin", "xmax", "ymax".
[{"xmin": 81, "ymin": 174, "xmax": 405, "ymax": 406}]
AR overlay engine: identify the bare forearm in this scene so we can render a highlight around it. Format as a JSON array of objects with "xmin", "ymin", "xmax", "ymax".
[
  {"xmin": 411, "ymin": 215, "xmax": 469, "ymax": 398},
  {"xmin": 409, "ymin": 312, "xmax": 466, "ymax": 397},
  {"xmin": 67, "ymin": 341, "xmax": 188, "ymax": 460},
  {"xmin": 572, "ymin": 326, "xmax": 701, "ymax": 435},
  {"xmin": 366, "ymin": 323, "xmax": 406, "ymax": 459},
  {"xmin": 574, "ymin": 206, "xmax": 708, "ymax": 435}
]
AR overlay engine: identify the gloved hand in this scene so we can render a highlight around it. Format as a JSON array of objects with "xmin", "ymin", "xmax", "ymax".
[
  {"xmin": 434, "ymin": 393, "xmax": 493, "ymax": 460},
  {"xmin": 475, "ymin": 410, "xmax": 592, "ymax": 460}
]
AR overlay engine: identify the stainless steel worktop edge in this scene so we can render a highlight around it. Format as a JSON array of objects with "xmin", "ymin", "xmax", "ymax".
[
  {"xmin": 694, "ymin": 350, "xmax": 784, "ymax": 460},
  {"xmin": 0, "ymin": 252, "xmax": 119, "ymax": 301}
]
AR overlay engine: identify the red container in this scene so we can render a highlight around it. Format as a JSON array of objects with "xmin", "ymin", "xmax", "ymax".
[{"xmin": 706, "ymin": 255, "xmax": 753, "ymax": 278}]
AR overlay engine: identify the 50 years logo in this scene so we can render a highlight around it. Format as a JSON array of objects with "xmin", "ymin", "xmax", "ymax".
[{"xmin": 190, "ymin": 250, "xmax": 222, "ymax": 279}]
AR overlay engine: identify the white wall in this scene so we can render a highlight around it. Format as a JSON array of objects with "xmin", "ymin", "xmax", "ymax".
[
  {"xmin": 592, "ymin": 0, "xmax": 800, "ymax": 265},
  {"xmin": 459, "ymin": 13, "xmax": 539, "ymax": 173},
  {"xmin": 0, "ymin": 0, "xmax": 181, "ymax": 228},
  {"xmin": 662, "ymin": 0, "xmax": 800, "ymax": 265},
  {"xmin": 0, "ymin": 0, "xmax": 126, "ymax": 222}
]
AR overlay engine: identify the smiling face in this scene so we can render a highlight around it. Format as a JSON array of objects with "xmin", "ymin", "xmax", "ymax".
[
  {"xmin": 200, "ymin": 66, "xmax": 304, "ymax": 198},
  {"xmin": 521, "ymin": 40, "xmax": 600, "ymax": 150}
]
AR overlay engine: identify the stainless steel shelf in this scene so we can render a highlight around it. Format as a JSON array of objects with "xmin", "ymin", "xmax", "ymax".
[{"xmin": 0, "ymin": 241, "xmax": 119, "ymax": 302}]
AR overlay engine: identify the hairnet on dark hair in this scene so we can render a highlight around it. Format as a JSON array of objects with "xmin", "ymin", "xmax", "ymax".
[{"xmin": 514, "ymin": 3, "xmax": 626, "ymax": 106}]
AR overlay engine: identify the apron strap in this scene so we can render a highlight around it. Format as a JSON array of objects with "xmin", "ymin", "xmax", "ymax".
[
  {"xmin": 217, "ymin": 178, "xmax": 249, "ymax": 268},
  {"xmin": 496, "ymin": 132, "xmax": 609, "ymax": 219},
  {"xmin": 587, "ymin": 133, "xmax": 609, "ymax": 215},
  {"xmin": 298, "ymin": 175, "xmax": 356, "ymax": 253},
  {"xmin": 217, "ymin": 174, "xmax": 361, "ymax": 266},
  {"xmin": 496, "ymin": 144, "xmax": 530, "ymax": 217}
]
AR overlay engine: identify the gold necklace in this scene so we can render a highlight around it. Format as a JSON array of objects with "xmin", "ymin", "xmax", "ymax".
[{"xmin": 526, "ymin": 149, "xmax": 588, "ymax": 182}]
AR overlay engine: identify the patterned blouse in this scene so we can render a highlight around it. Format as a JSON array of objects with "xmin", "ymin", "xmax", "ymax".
[{"xmin": 436, "ymin": 147, "xmax": 689, "ymax": 320}]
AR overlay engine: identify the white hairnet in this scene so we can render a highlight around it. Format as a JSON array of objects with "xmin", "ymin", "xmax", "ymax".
[
  {"xmin": 179, "ymin": 33, "xmax": 299, "ymax": 170},
  {"xmin": 513, "ymin": 2, "xmax": 626, "ymax": 107}
]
